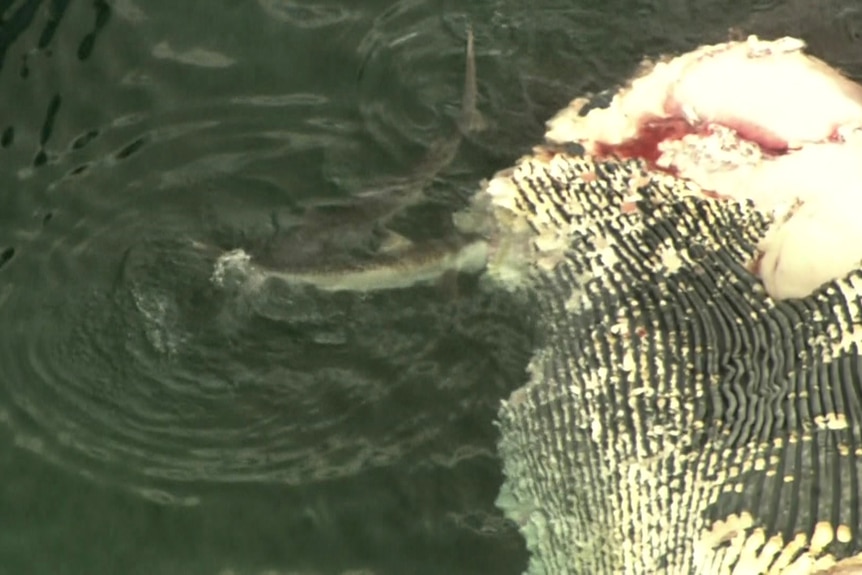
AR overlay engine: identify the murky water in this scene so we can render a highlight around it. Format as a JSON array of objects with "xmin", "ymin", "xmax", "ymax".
[{"xmin": 2, "ymin": 1, "xmax": 862, "ymax": 574}]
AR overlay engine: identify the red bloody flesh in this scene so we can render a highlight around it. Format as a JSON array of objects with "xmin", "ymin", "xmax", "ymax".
[
  {"xmin": 716, "ymin": 118, "xmax": 789, "ymax": 152},
  {"xmin": 595, "ymin": 116, "xmax": 692, "ymax": 165},
  {"xmin": 593, "ymin": 115, "xmax": 789, "ymax": 172}
]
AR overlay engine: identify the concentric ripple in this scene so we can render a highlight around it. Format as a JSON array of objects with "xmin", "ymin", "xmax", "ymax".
[
  {"xmin": 0, "ymin": 203, "xmax": 533, "ymax": 504},
  {"xmin": 0, "ymin": 0, "xmax": 536, "ymax": 510}
]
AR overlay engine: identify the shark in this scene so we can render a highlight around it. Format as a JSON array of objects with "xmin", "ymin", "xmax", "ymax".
[{"xmin": 219, "ymin": 25, "xmax": 489, "ymax": 293}]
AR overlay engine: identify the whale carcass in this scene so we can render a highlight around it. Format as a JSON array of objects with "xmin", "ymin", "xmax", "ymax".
[{"xmin": 463, "ymin": 35, "xmax": 862, "ymax": 574}]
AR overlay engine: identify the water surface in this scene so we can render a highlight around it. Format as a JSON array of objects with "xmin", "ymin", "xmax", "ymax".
[{"xmin": 2, "ymin": 1, "xmax": 862, "ymax": 573}]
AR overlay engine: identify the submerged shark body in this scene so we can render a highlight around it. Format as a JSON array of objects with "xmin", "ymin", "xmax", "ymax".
[
  {"xmin": 213, "ymin": 237, "xmax": 489, "ymax": 293},
  {"xmin": 267, "ymin": 239, "xmax": 489, "ymax": 292},
  {"xmin": 221, "ymin": 26, "xmax": 487, "ymax": 293}
]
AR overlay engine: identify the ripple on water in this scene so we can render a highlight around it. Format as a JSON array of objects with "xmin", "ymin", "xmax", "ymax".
[
  {"xmin": 0, "ymin": 0, "xmax": 533, "ymax": 507},
  {"xmin": 257, "ymin": 0, "xmax": 360, "ymax": 29},
  {"xmin": 0, "ymin": 213, "xmax": 532, "ymax": 502}
]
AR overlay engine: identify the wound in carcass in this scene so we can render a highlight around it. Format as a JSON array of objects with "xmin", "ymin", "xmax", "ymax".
[{"xmin": 544, "ymin": 35, "xmax": 862, "ymax": 300}]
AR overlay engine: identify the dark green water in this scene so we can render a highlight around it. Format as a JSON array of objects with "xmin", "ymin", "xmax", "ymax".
[{"xmin": 1, "ymin": 1, "xmax": 861, "ymax": 574}]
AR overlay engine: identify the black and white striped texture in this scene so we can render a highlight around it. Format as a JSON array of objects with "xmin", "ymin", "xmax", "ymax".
[{"xmin": 478, "ymin": 149, "xmax": 862, "ymax": 574}]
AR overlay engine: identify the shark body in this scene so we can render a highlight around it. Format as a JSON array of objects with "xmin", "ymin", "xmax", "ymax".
[{"xmin": 231, "ymin": 26, "xmax": 488, "ymax": 293}]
